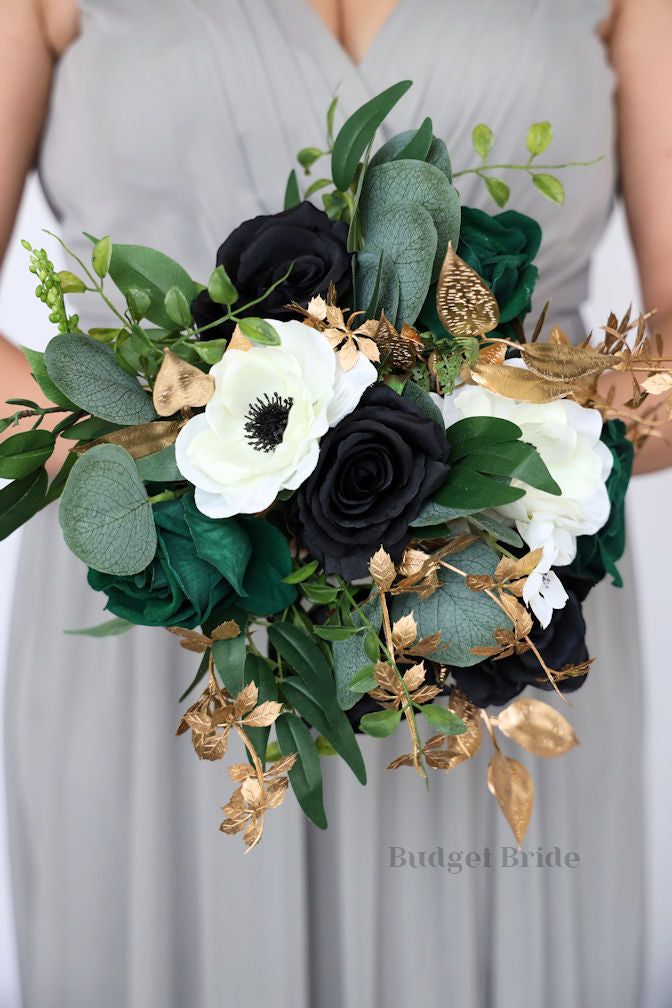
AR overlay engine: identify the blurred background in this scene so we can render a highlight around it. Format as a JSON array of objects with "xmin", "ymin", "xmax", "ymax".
[{"xmin": 0, "ymin": 178, "xmax": 670, "ymax": 1007}]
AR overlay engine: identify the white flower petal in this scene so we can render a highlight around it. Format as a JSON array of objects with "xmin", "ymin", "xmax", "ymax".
[{"xmin": 327, "ymin": 351, "xmax": 377, "ymax": 427}]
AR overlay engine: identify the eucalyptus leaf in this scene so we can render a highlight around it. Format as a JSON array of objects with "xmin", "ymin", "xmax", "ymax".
[
  {"xmin": 352, "ymin": 248, "xmax": 399, "ymax": 321},
  {"xmin": 0, "ymin": 429, "xmax": 54, "ymax": 479},
  {"xmin": 59, "ymin": 444, "xmax": 157, "ymax": 575},
  {"xmin": 332, "ymin": 595, "xmax": 382, "ymax": 710},
  {"xmin": 392, "ymin": 540, "xmax": 510, "ymax": 667},
  {"xmin": 360, "ymin": 159, "xmax": 460, "ymax": 280},
  {"xmin": 276, "ymin": 712, "xmax": 327, "ymax": 829},
  {"xmin": 467, "ymin": 513, "xmax": 524, "ymax": 548},
  {"xmin": 22, "ymin": 347, "xmax": 77, "ymax": 410},
  {"xmin": 135, "ymin": 445, "xmax": 182, "ymax": 482},
  {"xmin": 331, "ymin": 80, "xmax": 412, "ymax": 191},
  {"xmin": 45, "ymin": 333, "xmax": 156, "ymax": 425},
  {"xmin": 401, "ymin": 381, "xmax": 445, "ymax": 430},
  {"xmin": 393, "ymin": 117, "xmax": 433, "ymax": 162},
  {"xmin": 410, "ymin": 500, "xmax": 483, "ymax": 527},
  {"xmin": 361, "ymin": 203, "xmax": 437, "ymax": 327},
  {"xmin": 370, "ymin": 131, "xmax": 452, "ymax": 181}
]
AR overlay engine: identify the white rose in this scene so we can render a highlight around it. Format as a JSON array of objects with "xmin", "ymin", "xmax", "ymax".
[
  {"xmin": 175, "ymin": 319, "xmax": 376, "ymax": 518},
  {"xmin": 433, "ymin": 380, "xmax": 613, "ymax": 626}
]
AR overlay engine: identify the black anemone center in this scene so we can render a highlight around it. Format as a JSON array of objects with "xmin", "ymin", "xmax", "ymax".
[{"xmin": 243, "ymin": 392, "xmax": 293, "ymax": 453}]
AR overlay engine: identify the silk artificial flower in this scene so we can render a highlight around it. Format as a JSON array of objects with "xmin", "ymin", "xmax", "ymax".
[
  {"xmin": 433, "ymin": 375, "xmax": 613, "ymax": 627},
  {"xmin": 175, "ymin": 319, "xmax": 377, "ymax": 518}
]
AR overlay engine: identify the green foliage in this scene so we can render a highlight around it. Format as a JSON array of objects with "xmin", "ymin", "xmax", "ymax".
[
  {"xmin": 212, "ymin": 631, "xmax": 247, "ymax": 697},
  {"xmin": 332, "ymin": 595, "xmax": 382, "ymax": 710},
  {"xmin": 353, "ymin": 249, "xmax": 399, "ymax": 323},
  {"xmin": 526, "ymin": 121, "xmax": 553, "ymax": 156},
  {"xmin": 65, "ymin": 617, "xmax": 134, "ymax": 637},
  {"xmin": 472, "ymin": 123, "xmax": 494, "ymax": 160},
  {"xmin": 59, "ymin": 444, "xmax": 157, "ymax": 575},
  {"xmin": 484, "ymin": 177, "xmax": 510, "ymax": 208},
  {"xmin": 392, "ymin": 540, "xmax": 510, "ymax": 667},
  {"xmin": 242, "ymin": 654, "xmax": 278, "ymax": 764},
  {"xmin": 276, "ymin": 712, "xmax": 327, "ymax": 829},
  {"xmin": 92, "ymin": 236, "xmax": 112, "ymax": 279},
  {"xmin": 207, "ymin": 265, "xmax": 238, "ymax": 306},
  {"xmin": 401, "ymin": 381, "xmax": 445, "ymax": 429},
  {"xmin": 532, "ymin": 173, "xmax": 565, "ymax": 205},
  {"xmin": 392, "ymin": 117, "xmax": 434, "ymax": 162},
  {"xmin": 418, "ymin": 705, "xmax": 467, "ymax": 734},
  {"xmin": 331, "ymin": 80, "xmax": 412, "ymax": 192},
  {"xmin": 360, "ymin": 709, "xmax": 401, "ymax": 738},
  {"xmin": 370, "ymin": 129, "xmax": 452, "ymax": 181},
  {"xmin": 237, "ymin": 317, "xmax": 281, "ymax": 347},
  {"xmin": 282, "ymin": 560, "xmax": 319, "ymax": 584},
  {"xmin": 57, "ymin": 270, "xmax": 87, "ymax": 294},
  {"xmin": 100, "ymin": 241, "xmax": 198, "ymax": 330},
  {"xmin": 280, "ymin": 677, "xmax": 366, "ymax": 783},
  {"xmin": 0, "ymin": 468, "xmax": 49, "ymax": 541},
  {"xmin": 45, "ymin": 333, "xmax": 156, "ymax": 424},
  {"xmin": 283, "ymin": 169, "xmax": 301, "ymax": 210},
  {"xmin": 125, "ymin": 287, "xmax": 152, "ymax": 321},
  {"xmin": 135, "ymin": 445, "xmax": 182, "ymax": 482},
  {"xmin": 0, "ymin": 430, "xmax": 54, "ymax": 479},
  {"xmin": 297, "ymin": 146, "xmax": 324, "ymax": 173},
  {"xmin": 164, "ymin": 286, "xmax": 193, "ymax": 329}
]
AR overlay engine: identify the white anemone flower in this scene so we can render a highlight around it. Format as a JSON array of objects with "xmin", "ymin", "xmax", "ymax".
[
  {"xmin": 175, "ymin": 319, "xmax": 376, "ymax": 518},
  {"xmin": 433, "ymin": 375, "xmax": 613, "ymax": 627}
]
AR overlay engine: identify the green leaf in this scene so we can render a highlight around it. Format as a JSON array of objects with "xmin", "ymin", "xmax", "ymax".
[
  {"xmin": 393, "ymin": 117, "xmax": 434, "ymax": 162},
  {"xmin": 300, "ymin": 582, "xmax": 340, "ymax": 604},
  {"xmin": 45, "ymin": 334, "xmax": 156, "ymax": 425},
  {"xmin": 284, "ymin": 169, "xmax": 301, "ymax": 210},
  {"xmin": 65, "ymin": 617, "xmax": 134, "ymax": 637},
  {"xmin": 331, "ymin": 80, "xmax": 412, "ymax": 192},
  {"xmin": 532, "ymin": 173, "xmax": 565, "ymax": 205},
  {"xmin": 61, "ymin": 417, "xmax": 122, "ymax": 441},
  {"xmin": 313, "ymin": 625, "xmax": 365, "ymax": 642},
  {"xmin": 304, "ymin": 177, "xmax": 333, "ymax": 200},
  {"xmin": 418, "ymin": 704, "xmax": 467, "ymax": 734},
  {"xmin": 189, "ymin": 339, "xmax": 228, "ymax": 366},
  {"xmin": 125, "ymin": 287, "xmax": 152, "ymax": 321},
  {"xmin": 0, "ymin": 468, "xmax": 48, "ymax": 541},
  {"xmin": 268, "ymin": 623, "xmax": 339, "ymax": 721},
  {"xmin": 92, "ymin": 236, "xmax": 112, "ymax": 279},
  {"xmin": 370, "ymin": 131, "xmax": 452, "ymax": 180},
  {"xmin": 276, "ymin": 712, "xmax": 327, "ymax": 829},
  {"xmin": 102, "ymin": 242, "xmax": 197, "ymax": 329},
  {"xmin": 178, "ymin": 650, "xmax": 211, "ymax": 703},
  {"xmin": 44, "ymin": 451, "xmax": 77, "ymax": 505},
  {"xmin": 352, "ymin": 248, "xmax": 399, "ymax": 321},
  {"xmin": 392, "ymin": 540, "xmax": 510, "ymax": 667},
  {"xmin": 347, "ymin": 663, "xmax": 378, "ymax": 693},
  {"xmin": 526, "ymin": 121, "xmax": 553, "ymax": 157},
  {"xmin": 58, "ymin": 443, "xmax": 157, "ymax": 575},
  {"xmin": 281, "ymin": 677, "xmax": 366, "ymax": 783},
  {"xmin": 446, "ymin": 416, "xmax": 523, "ymax": 461},
  {"xmin": 57, "ymin": 270, "xmax": 87, "ymax": 294},
  {"xmin": 242, "ymin": 653, "xmax": 278, "ymax": 764},
  {"xmin": 326, "ymin": 95, "xmax": 338, "ymax": 146},
  {"xmin": 237, "ymin": 317, "xmax": 281, "ymax": 347},
  {"xmin": 207, "ymin": 265, "xmax": 238, "ymax": 306},
  {"xmin": 484, "ymin": 177, "xmax": 510, "ymax": 208},
  {"xmin": 0, "ymin": 429, "xmax": 54, "ymax": 479},
  {"xmin": 332, "ymin": 595, "xmax": 382, "ymax": 710},
  {"xmin": 322, "ymin": 190, "xmax": 350, "ymax": 222},
  {"xmin": 360, "ymin": 159, "xmax": 460, "ymax": 281},
  {"xmin": 362, "ymin": 204, "xmax": 437, "ymax": 327},
  {"xmin": 410, "ymin": 500, "xmax": 480, "ymax": 527},
  {"xmin": 472, "ymin": 123, "xmax": 494, "ymax": 159},
  {"xmin": 467, "ymin": 512, "xmax": 523, "ymax": 548},
  {"xmin": 460, "ymin": 441, "xmax": 561, "ymax": 495},
  {"xmin": 135, "ymin": 445, "xmax": 182, "ymax": 482},
  {"xmin": 212, "ymin": 630, "xmax": 247, "ymax": 700},
  {"xmin": 315, "ymin": 736, "xmax": 337, "ymax": 757},
  {"xmin": 434, "ymin": 466, "xmax": 525, "ymax": 510},
  {"xmin": 360, "ymin": 708, "xmax": 401, "ymax": 738},
  {"xmin": 401, "ymin": 381, "xmax": 445, "ymax": 430},
  {"xmin": 22, "ymin": 346, "xmax": 77, "ymax": 410},
  {"xmin": 297, "ymin": 146, "xmax": 323, "ymax": 173},
  {"xmin": 282, "ymin": 560, "xmax": 319, "ymax": 584},
  {"xmin": 164, "ymin": 286, "xmax": 192, "ymax": 329}
]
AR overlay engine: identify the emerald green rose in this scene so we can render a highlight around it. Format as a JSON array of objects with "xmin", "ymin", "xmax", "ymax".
[
  {"xmin": 568, "ymin": 420, "xmax": 634, "ymax": 589},
  {"xmin": 418, "ymin": 206, "xmax": 541, "ymax": 339},
  {"xmin": 88, "ymin": 493, "xmax": 297, "ymax": 628}
]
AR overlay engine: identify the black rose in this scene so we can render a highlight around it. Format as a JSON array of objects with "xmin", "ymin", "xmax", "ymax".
[
  {"xmin": 193, "ymin": 202, "xmax": 352, "ymax": 340},
  {"xmin": 453, "ymin": 583, "xmax": 589, "ymax": 707},
  {"xmin": 293, "ymin": 385, "xmax": 451, "ymax": 580}
]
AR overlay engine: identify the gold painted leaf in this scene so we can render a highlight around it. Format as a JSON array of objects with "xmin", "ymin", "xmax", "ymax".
[
  {"xmin": 211, "ymin": 620, "xmax": 241, "ymax": 641},
  {"xmin": 228, "ymin": 763, "xmax": 256, "ymax": 781},
  {"xmin": 387, "ymin": 753, "xmax": 415, "ymax": 769},
  {"xmin": 392, "ymin": 613, "xmax": 417, "ymax": 651},
  {"xmin": 477, "ymin": 341, "xmax": 507, "ymax": 367},
  {"xmin": 72, "ymin": 419, "xmax": 185, "ymax": 458},
  {"xmin": 642, "ymin": 373, "xmax": 672, "ymax": 395},
  {"xmin": 436, "ymin": 243, "xmax": 500, "ymax": 337},
  {"xmin": 369, "ymin": 547, "xmax": 396, "ymax": 591},
  {"xmin": 243, "ymin": 819, "xmax": 264, "ymax": 850},
  {"xmin": 167, "ymin": 625, "xmax": 211, "ymax": 653},
  {"xmin": 487, "ymin": 751, "xmax": 533, "ymax": 846},
  {"xmin": 152, "ymin": 349, "xmax": 215, "ymax": 416},
  {"xmin": 519, "ymin": 342, "xmax": 620, "ymax": 381},
  {"xmin": 470, "ymin": 361, "xmax": 570, "ymax": 403},
  {"xmin": 401, "ymin": 662, "xmax": 425, "ymax": 692},
  {"xmin": 233, "ymin": 682, "xmax": 258, "ymax": 719},
  {"xmin": 193, "ymin": 730, "xmax": 229, "ymax": 762},
  {"xmin": 267, "ymin": 753, "xmax": 297, "ymax": 776},
  {"xmin": 242, "ymin": 700, "xmax": 284, "ymax": 728},
  {"xmin": 496, "ymin": 697, "xmax": 579, "ymax": 757}
]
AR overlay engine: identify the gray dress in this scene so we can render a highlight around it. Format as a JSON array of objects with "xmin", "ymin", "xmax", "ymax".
[{"xmin": 5, "ymin": 1, "xmax": 644, "ymax": 1005}]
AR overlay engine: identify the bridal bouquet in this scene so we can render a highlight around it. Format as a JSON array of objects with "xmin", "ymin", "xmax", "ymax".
[{"xmin": 2, "ymin": 81, "xmax": 666, "ymax": 849}]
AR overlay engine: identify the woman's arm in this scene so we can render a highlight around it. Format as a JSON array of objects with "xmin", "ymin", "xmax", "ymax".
[
  {"xmin": 0, "ymin": 0, "xmax": 77, "ymax": 469},
  {"xmin": 606, "ymin": 0, "xmax": 672, "ymax": 474}
]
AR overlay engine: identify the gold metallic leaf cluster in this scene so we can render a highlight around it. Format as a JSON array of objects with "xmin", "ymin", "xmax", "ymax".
[
  {"xmin": 436, "ymin": 243, "xmax": 500, "ymax": 337},
  {"xmin": 368, "ymin": 546, "xmax": 396, "ymax": 592},
  {"xmin": 368, "ymin": 659, "xmax": 441, "ymax": 711},
  {"xmin": 389, "ymin": 688, "xmax": 482, "ymax": 771},
  {"xmin": 301, "ymin": 295, "xmax": 381, "ymax": 371},
  {"xmin": 167, "ymin": 619, "xmax": 241, "ymax": 653},
  {"xmin": 220, "ymin": 754, "xmax": 297, "ymax": 851},
  {"xmin": 487, "ymin": 750, "xmax": 533, "ymax": 847},
  {"xmin": 374, "ymin": 312, "xmax": 424, "ymax": 373},
  {"xmin": 153, "ymin": 348, "xmax": 214, "ymax": 416}
]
